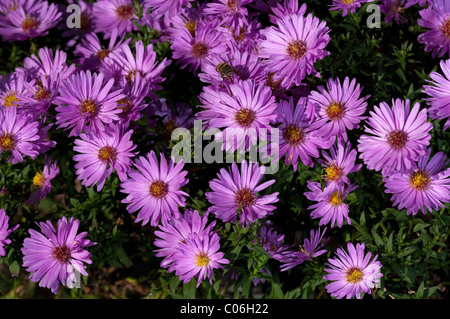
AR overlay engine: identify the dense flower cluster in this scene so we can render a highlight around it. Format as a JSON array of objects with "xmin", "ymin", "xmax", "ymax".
[{"xmin": 0, "ymin": 0, "xmax": 448, "ymax": 299}]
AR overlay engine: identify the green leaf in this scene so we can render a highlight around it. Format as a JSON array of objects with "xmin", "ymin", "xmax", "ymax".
[{"xmin": 9, "ymin": 260, "xmax": 20, "ymax": 277}]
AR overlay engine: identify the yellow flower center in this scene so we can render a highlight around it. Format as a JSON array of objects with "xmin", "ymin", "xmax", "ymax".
[
  {"xmin": 282, "ymin": 124, "xmax": 304, "ymax": 146},
  {"xmin": 409, "ymin": 170, "xmax": 430, "ymax": 190},
  {"xmin": 346, "ymin": 267, "xmax": 363, "ymax": 284},
  {"xmin": 235, "ymin": 108, "xmax": 255, "ymax": 128},
  {"xmin": 325, "ymin": 164, "xmax": 343, "ymax": 182},
  {"xmin": 34, "ymin": 86, "xmax": 51, "ymax": 103},
  {"xmin": 149, "ymin": 180, "xmax": 168, "ymax": 199},
  {"xmin": 286, "ymin": 40, "xmax": 307, "ymax": 59},
  {"xmin": 96, "ymin": 49, "xmax": 111, "ymax": 61},
  {"xmin": 442, "ymin": 19, "xmax": 450, "ymax": 38},
  {"xmin": 21, "ymin": 16, "xmax": 38, "ymax": 33},
  {"xmin": 32, "ymin": 172, "xmax": 46, "ymax": 188},
  {"xmin": 98, "ymin": 146, "xmax": 117, "ymax": 163},
  {"xmin": 329, "ymin": 191, "xmax": 343, "ymax": 206},
  {"xmin": 3, "ymin": 93, "xmax": 19, "ymax": 108},
  {"xmin": 0, "ymin": 133, "xmax": 15, "ymax": 151},
  {"xmin": 80, "ymin": 98, "xmax": 97, "ymax": 116},
  {"xmin": 185, "ymin": 20, "xmax": 196, "ymax": 37},
  {"xmin": 116, "ymin": 5, "xmax": 134, "ymax": 20},
  {"xmin": 326, "ymin": 102, "xmax": 345, "ymax": 121},
  {"xmin": 196, "ymin": 252, "xmax": 210, "ymax": 267}
]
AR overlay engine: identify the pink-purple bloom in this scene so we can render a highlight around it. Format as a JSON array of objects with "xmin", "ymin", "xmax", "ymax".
[
  {"xmin": 120, "ymin": 151, "xmax": 189, "ymax": 226},
  {"xmin": 54, "ymin": 70, "xmax": 125, "ymax": 137},
  {"xmin": 329, "ymin": 0, "xmax": 372, "ymax": 17},
  {"xmin": 383, "ymin": 149, "xmax": 450, "ymax": 215},
  {"xmin": 357, "ymin": 99, "xmax": 433, "ymax": 176},
  {"xmin": 380, "ymin": 0, "xmax": 408, "ymax": 24},
  {"xmin": 323, "ymin": 242, "xmax": 383, "ymax": 299},
  {"xmin": 92, "ymin": 0, "xmax": 137, "ymax": 38},
  {"xmin": 205, "ymin": 160, "xmax": 279, "ymax": 226},
  {"xmin": 26, "ymin": 156, "xmax": 59, "ymax": 206},
  {"xmin": 423, "ymin": 58, "xmax": 450, "ymax": 130},
  {"xmin": 417, "ymin": 0, "xmax": 450, "ymax": 58},
  {"xmin": 0, "ymin": 208, "xmax": 19, "ymax": 257},
  {"xmin": 258, "ymin": 11, "xmax": 330, "ymax": 89},
  {"xmin": 304, "ymin": 181, "xmax": 358, "ymax": 228},
  {"xmin": 153, "ymin": 209, "xmax": 216, "ymax": 272},
  {"xmin": 308, "ymin": 77, "xmax": 369, "ymax": 142},
  {"xmin": 21, "ymin": 216, "xmax": 96, "ymax": 294},
  {"xmin": 73, "ymin": 123, "xmax": 136, "ymax": 191}
]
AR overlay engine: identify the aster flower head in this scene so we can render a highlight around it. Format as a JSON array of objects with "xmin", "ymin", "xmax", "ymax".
[
  {"xmin": 171, "ymin": 18, "xmax": 231, "ymax": 74},
  {"xmin": 380, "ymin": 0, "xmax": 408, "ymax": 24},
  {"xmin": 73, "ymin": 123, "xmax": 136, "ymax": 192},
  {"xmin": 329, "ymin": 0, "xmax": 371, "ymax": 17},
  {"xmin": 383, "ymin": 149, "xmax": 450, "ymax": 215},
  {"xmin": 54, "ymin": 70, "xmax": 125, "ymax": 137},
  {"xmin": 274, "ymin": 96, "xmax": 332, "ymax": 171},
  {"xmin": 21, "ymin": 217, "xmax": 96, "ymax": 294},
  {"xmin": 120, "ymin": 151, "xmax": 189, "ymax": 226},
  {"xmin": 318, "ymin": 141, "xmax": 362, "ymax": 186},
  {"xmin": 0, "ymin": 0, "xmax": 61, "ymax": 41},
  {"xmin": 20, "ymin": 72, "xmax": 61, "ymax": 117},
  {"xmin": 109, "ymin": 40, "xmax": 171, "ymax": 94},
  {"xmin": 357, "ymin": 99, "xmax": 433, "ymax": 176},
  {"xmin": 204, "ymin": 0, "xmax": 253, "ymax": 37},
  {"xmin": 423, "ymin": 58, "xmax": 450, "ymax": 130},
  {"xmin": 417, "ymin": 0, "xmax": 450, "ymax": 58},
  {"xmin": 0, "ymin": 208, "xmax": 19, "ymax": 257},
  {"xmin": 304, "ymin": 181, "xmax": 358, "ymax": 228},
  {"xmin": 174, "ymin": 231, "xmax": 229, "ymax": 287},
  {"xmin": 255, "ymin": 221, "xmax": 294, "ymax": 261},
  {"xmin": 324, "ymin": 242, "xmax": 383, "ymax": 299},
  {"xmin": 92, "ymin": 0, "xmax": 137, "ymax": 38},
  {"xmin": 205, "ymin": 160, "xmax": 279, "ymax": 226},
  {"xmin": 259, "ymin": 12, "xmax": 330, "ymax": 89},
  {"xmin": 153, "ymin": 209, "xmax": 216, "ymax": 272},
  {"xmin": 268, "ymin": 0, "xmax": 308, "ymax": 24},
  {"xmin": 196, "ymin": 78, "xmax": 277, "ymax": 153},
  {"xmin": 26, "ymin": 156, "xmax": 59, "ymax": 206},
  {"xmin": 0, "ymin": 106, "xmax": 41, "ymax": 164},
  {"xmin": 0, "ymin": 72, "xmax": 30, "ymax": 111},
  {"xmin": 308, "ymin": 77, "xmax": 369, "ymax": 142}
]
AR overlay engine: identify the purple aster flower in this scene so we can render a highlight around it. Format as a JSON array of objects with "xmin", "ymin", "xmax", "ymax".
[
  {"xmin": 92, "ymin": 0, "xmax": 137, "ymax": 38},
  {"xmin": 26, "ymin": 156, "xmax": 59, "ymax": 206},
  {"xmin": 423, "ymin": 58, "xmax": 450, "ymax": 130},
  {"xmin": 143, "ymin": 0, "xmax": 194, "ymax": 17},
  {"xmin": 273, "ymin": 96, "xmax": 332, "ymax": 171},
  {"xmin": 173, "ymin": 232, "xmax": 229, "ymax": 287},
  {"xmin": 383, "ymin": 149, "xmax": 450, "ymax": 215},
  {"xmin": 205, "ymin": 160, "xmax": 279, "ymax": 226},
  {"xmin": 304, "ymin": 181, "xmax": 358, "ymax": 228},
  {"xmin": 109, "ymin": 40, "xmax": 170, "ymax": 95},
  {"xmin": 221, "ymin": 15, "xmax": 262, "ymax": 53},
  {"xmin": 54, "ymin": 70, "xmax": 125, "ymax": 137},
  {"xmin": 73, "ymin": 123, "xmax": 136, "ymax": 191},
  {"xmin": 357, "ymin": 99, "xmax": 433, "ymax": 176},
  {"xmin": 120, "ymin": 151, "xmax": 189, "ymax": 226},
  {"xmin": 417, "ymin": 0, "xmax": 450, "ymax": 58},
  {"xmin": 258, "ymin": 12, "xmax": 330, "ymax": 89},
  {"xmin": 20, "ymin": 73, "xmax": 60, "ymax": 117},
  {"xmin": 171, "ymin": 19, "xmax": 230, "ymax": 73},
  {"xmin": 255, "ymin": 221, "xmax": 294, "ymax": 261},
  {"xmin": 323, "ymin": 242, "xmax": 383, "ymax": 299},
  {"xmin": 405, "ymin": 0, "xmax": 433, "ymax": 8},
  {"xmin": 329, "ymin": 0, "xmax": 372, "ymax": 17},
  {"xmin": 204, "ymin": 0, "xmax": 253, "ymax": 37},
  {"xmin": 60, "ymin": 0, "xmax": 94, "ymax": 43},
  {"xmin": 21, "ymin": 216, "xmax": 96, "ymax": 294},
  {"xmin": 0, "ymin": 72, "xmax": 30, "ymax": 111},
  {"xmin": 0, "ymin": 208, "xmax": 19, "ymax": 257},
  {"xmin": 196, "ymin": 79, "xmax": 277, "ymax": 153},
  {"xmin": 17, "ymin": 47, "xmax": 75, "ymax": 82},
  {"xmin": 268, "ymin": 0, "xmax": 308, "ymax": 24},
  {"xmin": 0, "ymin": 0, "xmax": 61, "ymax": 41},
  {"xmin": 153, "ymin": 209, "xmax": 216, "ymax": 272},
  {"xmin": 318, "ymin": 141, "xmax": 362, "ymax": 186},
  {"xmin": 380, "ymin": 0, "xmax": 408, "ymax": 24},
  {"xmin": 73, "ymin": 30, "xmax": 131, "ymax": 72},
  {"xmin": 308, "ymin": 77, "xmax": 369, "ymax": 142},
  {"xmin": 198, "ymin": 49, "xmax": 266, "ymax": 88},
  {"xmin": 279, "ymin": 227, "xmax": 328, "ymax": 271},
  {"xmin": 0, "ymin": 106, "xmax": 41, "ymax": 164}
]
